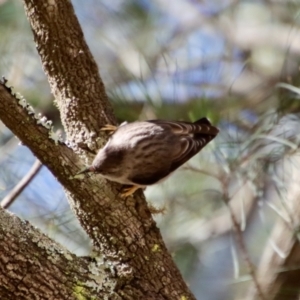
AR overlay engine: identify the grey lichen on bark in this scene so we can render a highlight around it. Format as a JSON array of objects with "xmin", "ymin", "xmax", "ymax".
[{"xmin": 0, "ymin": 202, "xmax": 113, "ymax": 300}]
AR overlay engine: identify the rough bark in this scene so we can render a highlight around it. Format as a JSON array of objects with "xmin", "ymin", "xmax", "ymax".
[
  {"xmin": 0, "ymin": 207, "xmax": 110, "ymax": 300},
  {"xmin": 0, "ymin": 0, "xmax": 196, "ymax": 299},
  {"xmin": 24, "ymin": 0, "xmax": 116, "ymax": 153}
]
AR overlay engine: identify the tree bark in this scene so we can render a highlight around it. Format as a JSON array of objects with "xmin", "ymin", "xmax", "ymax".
[
  {"xmin": 0, "ymin": 207, "xmax": 108, "ymax": 300},
  {"xmin": 0, "ymin": 0, "xmax": 196, "ymax": 299}
]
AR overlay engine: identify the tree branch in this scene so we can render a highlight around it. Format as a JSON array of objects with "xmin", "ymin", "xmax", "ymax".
[
  {"xmin": 23, "ymin": 0, "xmax": 116, "ymax": 152},
  {"xmin": 0, "ymin": 0, "xmax": 197, "ymax": 298},
  {"xmin": 1, "ymin": 159, "xmax": 42, "ymax": 209},
  {"xmin": 246, "ymin": 155, "xmax": 300, "ymax": 300},
  {"xmin": 0, "ymin": 206, "xmax": 109, "ymax": 299}
]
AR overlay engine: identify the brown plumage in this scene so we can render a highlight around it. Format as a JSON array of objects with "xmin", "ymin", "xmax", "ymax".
[{"xmin": 78, "ymin": 118, "xmax": 219, "ymax": 197}]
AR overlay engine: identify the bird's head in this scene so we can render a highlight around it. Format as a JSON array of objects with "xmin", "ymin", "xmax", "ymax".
[{"xmin": 77, "ymin": 147, "xmax": 125, "ymax": 177}]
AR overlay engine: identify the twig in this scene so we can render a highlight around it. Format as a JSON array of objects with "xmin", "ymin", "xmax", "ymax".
[
  {"xmin": 1, "ymin": 159, "xmax": 42, "ymax": 209},
  {"xmin": 221, "ymin": 179, "xmax": 267, "ymax": 300}
]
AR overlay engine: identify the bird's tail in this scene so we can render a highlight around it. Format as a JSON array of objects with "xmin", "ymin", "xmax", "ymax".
[{"xmin": 193, "ymin": 117, "xmax": 219, "ymax": 136}]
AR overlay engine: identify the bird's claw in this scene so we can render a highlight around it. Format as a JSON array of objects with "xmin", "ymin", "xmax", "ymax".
[
  {"xmin": 101, "ymin": 124, "xmax": 118, "ymax": 135},
  {"xmin": 120, "ymin": 185, "xmax": 140, "ymax": 198}
]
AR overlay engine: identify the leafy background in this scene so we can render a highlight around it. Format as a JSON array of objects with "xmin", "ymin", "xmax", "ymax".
[{"xmin": 1, "ymin": 1, "xmax": 300, "ymax": 299}]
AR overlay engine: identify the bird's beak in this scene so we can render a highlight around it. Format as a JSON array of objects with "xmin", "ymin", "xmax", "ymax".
[{"xmin": 76, "ymin": 166, "xmax": 93, "ymax": 175}]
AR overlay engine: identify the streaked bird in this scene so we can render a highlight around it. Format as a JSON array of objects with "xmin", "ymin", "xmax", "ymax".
[{"xmin": 77, "ymin": 118, "xmax": 219, "ymax": 197}]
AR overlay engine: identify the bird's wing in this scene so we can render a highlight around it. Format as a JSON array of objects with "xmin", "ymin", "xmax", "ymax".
[
  {"xmin": 130, "ymin": 133, "xmax": 216, "ymax": 186},
  {"xmin": 147, "ymin": 117, "xmax": 219, "ymax": 136},
  {"xmin": 148, "ymin": 118, "xmax": 218, "ymax": 172},
  {"xmin": 169, "ymin": 134, "xmax": 215, "ymax": 173},
  {"xmin": 129, "ymin": 118, "xmax": 219, "ymax": 185}
]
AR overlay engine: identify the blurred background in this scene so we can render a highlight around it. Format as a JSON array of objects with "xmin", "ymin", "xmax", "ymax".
[{"xmin": 1, "ymin": 0, "xmax": 300, "ymax": 299}]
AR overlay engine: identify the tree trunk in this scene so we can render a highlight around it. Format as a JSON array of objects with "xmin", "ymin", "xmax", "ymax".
[{"xmin": 0, "ymin": 1, "xmax": 196, "ymax": 299}]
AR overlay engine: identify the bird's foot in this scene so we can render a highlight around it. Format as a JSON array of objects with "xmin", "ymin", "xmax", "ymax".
[
  {"xmin": 101, "ymin": 124, "xmax": 118, "ymax": 135},
  {"xmin": 120, "ymin": 185, "xmax": 141, "ymax": 198}
]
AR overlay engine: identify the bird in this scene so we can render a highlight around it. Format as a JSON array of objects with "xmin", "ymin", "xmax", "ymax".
[{"xmin": 77, "ymin": 117, "xmax": 219, "ymax": 197}]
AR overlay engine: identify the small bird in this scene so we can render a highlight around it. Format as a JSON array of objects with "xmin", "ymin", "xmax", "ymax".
[{"xmin": 77, "ymin": 118, "xmax": 219, "ymax": 197}]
